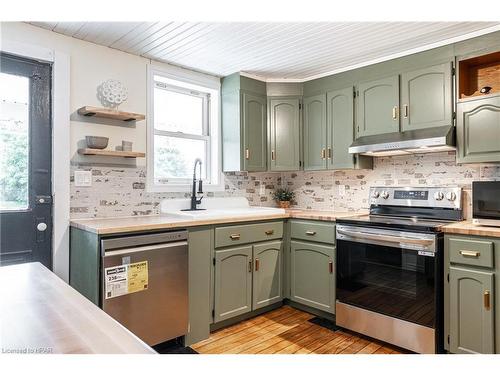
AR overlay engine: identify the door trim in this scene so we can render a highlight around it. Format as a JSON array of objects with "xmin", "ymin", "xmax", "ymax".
[{"xmin": 1, "ymin": 40, "xmax": 70, "ymax": 281}]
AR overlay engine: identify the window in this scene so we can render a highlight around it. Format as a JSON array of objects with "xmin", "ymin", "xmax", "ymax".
[{"xmin": 147, "ymin": 66, "xmax": 221, "ymax": 192}]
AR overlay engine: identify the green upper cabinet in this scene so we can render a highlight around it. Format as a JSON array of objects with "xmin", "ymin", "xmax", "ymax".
[
  {"xmin": 268, "ymin": 97, "xmax": 301, "ymax": 171},
  {"xmin": 356, "ymin": 75, "xmax": 400, "ymax": 138},
  {"xmin": 213, "ymin": 245, "xmax": 253, "ymax": 323},
  {"xmin": 401, "ymin": 62, "xmax": 453, "ymax": 131},
  {"xmin": 449, "ymin": 266, "xmax": 495, "ymax": 354},
  {"xmin": 303, "ymin": 94, "xmax": 327, "ymax": 170},
  {"xmin": 457, "ymin": 96, "xmax": 500, "ymax": 163},
  {"xmin": 242, "ymin": 93, "xmax": 267, "ymax": 171},
  {"xmin": 252, "ymin": 241, "xmax": 283, "ymax": 310},
  {"xmin": 221, "ymin": 73, "xmax": 267, "ymax": 172},
  {"xmin": 326, "ymin": 87, "xmax": 372, "ymax": 170}
]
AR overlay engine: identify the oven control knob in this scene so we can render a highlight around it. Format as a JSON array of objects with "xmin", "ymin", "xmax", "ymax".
[
  {"xmin": 434, "ymin": 191, "xmax": 444, "ymax": 201},
  {"xmin": 372, "ymin": 191, "xmax": 380, "ymax": 198},
  {"xmin": 446, "ymin": 191, "xmax": 456, "ymax": 201},
  {"xmin": 380, "ymin": 191, "xmax": 390, "ymax": 199}
]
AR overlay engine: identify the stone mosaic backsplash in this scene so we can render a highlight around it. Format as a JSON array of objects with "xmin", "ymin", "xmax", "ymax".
[
  {"xmin": 70, "ymin": 166, "xmax": 280, "ymax": 219},
  {"xmin": 70, "ymin": 151, "xmax": 500, "ymax": 219}
]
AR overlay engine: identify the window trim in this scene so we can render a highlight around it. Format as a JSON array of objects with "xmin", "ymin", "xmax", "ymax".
[{"xmin": 146, "ymin": 64, "xmax": 223, "ymax": 193}]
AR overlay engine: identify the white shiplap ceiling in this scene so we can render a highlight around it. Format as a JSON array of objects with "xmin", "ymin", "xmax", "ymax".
[{"xmin": 30, "ymin": 22, "xmax": 500, "ymax": 80}]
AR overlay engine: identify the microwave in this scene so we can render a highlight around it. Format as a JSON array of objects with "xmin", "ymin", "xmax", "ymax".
[{"xmin": 472, "ymin": 181, "xmax": 500, "ymax": 226}]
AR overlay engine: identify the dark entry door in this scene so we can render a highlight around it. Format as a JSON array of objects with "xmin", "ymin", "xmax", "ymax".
[{"xmin": 0, "ymin": 53, "xmax": 52, "ymax": 268}]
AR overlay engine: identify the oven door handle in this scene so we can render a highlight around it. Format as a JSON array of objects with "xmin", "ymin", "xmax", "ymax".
[{"xmin": 336, "ymin": 228, "xmax": 435, "ymax": 248}]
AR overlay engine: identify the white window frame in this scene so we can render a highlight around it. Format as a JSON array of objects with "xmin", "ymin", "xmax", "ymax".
[{"xmin": 147, "ymin": 64, "xmax": 223, "ymax": 192}]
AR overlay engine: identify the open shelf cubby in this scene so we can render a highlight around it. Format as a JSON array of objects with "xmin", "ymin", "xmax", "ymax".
[{"xmin": 459, "ymin": 51, "xmax": 500, "ymax": 101}]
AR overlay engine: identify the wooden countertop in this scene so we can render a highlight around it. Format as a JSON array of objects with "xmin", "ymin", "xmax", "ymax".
[
  {"xmin": 0, "ymin": 262, "xmax": 156, "ymax": 354},
  {"xmin": 442, "ymin": 221, "xmax": 500, "ymax": 238},
  {"xmin": 70, "ymin": 209, "xmax": 365, "ymax": 235}
]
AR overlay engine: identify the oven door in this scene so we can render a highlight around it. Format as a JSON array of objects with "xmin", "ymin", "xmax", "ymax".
[{"xmin": 336, "ymin": 224, "xmax": 437, "ymax": 328}]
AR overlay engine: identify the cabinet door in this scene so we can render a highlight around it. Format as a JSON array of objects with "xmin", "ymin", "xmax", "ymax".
[
  {"xmin": 457, "ymin": 97, "xmax": 500, "ymax": 163},
  {"xmin": 303, "ymin": 94, "xmax": 327, "ymax": 170},
  {"xmin": 252, "ymin": 241, "xmax": 283, "ymax": 310},
  {"xmin": 269, "ymin": 98, "xmax": 301, "ymax": 171},
  {"xmin": 242, "ymin": 92, "xmax": 267, "ymax": 171},
  {"xmin": 449, "ymin": 266, "xmax": 495, "ymax": 354},
  {"xmin": 401, "ymin": 62, "xmax": 453, "ymax": 131},
  {"xmin": 356, "ymin": 75, "xmax": 400, "ymax": 137},
  {"xmin": 327, "ymin": 87, "xmax": 356, "ymax": 169},
  {"xmin": 214, "ymin": 245, "xmax": 253, "ymax": 323},
  {"xmin": 290, "ymin": 240, "xmax": 335, "ymax": 313}
]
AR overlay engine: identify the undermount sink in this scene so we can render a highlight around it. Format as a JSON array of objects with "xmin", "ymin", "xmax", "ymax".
[{"xmin": 160, "ymin": 197, "xmax": 285, "ymax": 219}]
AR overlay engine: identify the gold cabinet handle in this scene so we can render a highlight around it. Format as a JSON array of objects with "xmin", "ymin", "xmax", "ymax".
[
  {"xmin": 271, "ymin": 150, "xmax": 275, "ymax": 161},
  {"xmin": 265, "ymin": 230, "xmax": 274, "ymax": 235},
  {"xmin": 460, "ymin": 250, "xmax": 480, "ymax": 258},
  {"xmin": 329, "ymin": 260, "xmax": 333, "ymax": 274},
  {"xmin": 255, "ymin": 258, "xmax": 260, "ymax": 272},
  {"xmin": 248, "ymin": 260, "xmax": 252, "ymax": 273},
  {"xmin": 403, "ymin": 104, "xmax": 409, "ymax": 118},
  {"xmin": 328, "ymin": 148, "xmax": 332, "ymax": 159},
  {"xmin": 229, "ymin": 234, "xmax": 241, "ymax": 240},
  {"xmin": 392, "ymin": 106, "xmax": 399, "ymax": 120},
  {"xmin": 321, "ymin": 148, "xmax": 326, "ymax": 159},
  {"xmin": 306, "ymin": 230, "xmax": 316, "ymax": 236},
  {"xmin": 245, "ymin": 148, "xmax": 250, "ymax": 160},
  {"xmin": 484, "ymin": 290, "xmax": 491, "ymax": 310}
]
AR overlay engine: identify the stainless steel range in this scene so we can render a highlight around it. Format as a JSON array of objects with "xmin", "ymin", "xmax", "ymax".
[{"xmin": 335, "ymin": 186, "xmax": 463, "ymax": 354}]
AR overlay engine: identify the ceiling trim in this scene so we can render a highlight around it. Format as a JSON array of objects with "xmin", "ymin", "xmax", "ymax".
[{"xmin": 241, "ymin": 23, "xmax": 500, "ymax": 83}]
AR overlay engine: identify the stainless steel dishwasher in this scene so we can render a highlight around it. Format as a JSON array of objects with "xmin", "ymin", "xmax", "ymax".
[{"xmin": 101, "ymin": 231, "xmax": 188, "ymax": 346}]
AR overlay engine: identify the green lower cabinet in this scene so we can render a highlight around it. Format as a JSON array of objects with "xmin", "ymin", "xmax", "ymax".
[
  {"xmin": 214, "ymin": 245, "xmax": 253, "ymax": 323},
  {"xmin": 290, "ymin": 240, "xmax": 335, "ymax": 314},
  {"xmin": 449, "ymin": 266, "xmax": 495, "ymax": 354},
  {"xmin": 457, "ymin": 96, "xmax": 500, "ymax": 163},
  {"xmin": 252, "ymin": 241, "xmax": 283, "ymax": 309}
]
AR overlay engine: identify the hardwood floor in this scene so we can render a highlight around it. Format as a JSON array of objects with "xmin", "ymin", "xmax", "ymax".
[{"xmin": 192, "ymin": 306, "xmax": 408, "ymax": 354}]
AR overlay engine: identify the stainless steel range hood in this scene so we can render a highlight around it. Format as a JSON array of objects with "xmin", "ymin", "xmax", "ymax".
[{"xmin": 348, "ymin": 125, "xmax": 456, "ymax": 156}]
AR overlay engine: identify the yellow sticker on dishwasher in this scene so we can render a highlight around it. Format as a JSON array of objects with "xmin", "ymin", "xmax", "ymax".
[{"xmin": 127, "ymin": 261, "xmax": 149, "ymax": 293}]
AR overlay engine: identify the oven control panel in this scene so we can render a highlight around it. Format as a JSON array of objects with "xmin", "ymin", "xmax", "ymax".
[{"xmin": 369, "ymin": 186, "xmax": 462, "ymax": 209}]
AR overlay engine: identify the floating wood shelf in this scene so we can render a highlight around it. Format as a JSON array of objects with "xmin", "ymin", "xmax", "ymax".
[
  {"xmin": 78, "ymin": 148, "xmax": 145, "ymax": 158},
  {"xmin": 77, "ymin": 106, "xmax": 145, "ymax": 122}
]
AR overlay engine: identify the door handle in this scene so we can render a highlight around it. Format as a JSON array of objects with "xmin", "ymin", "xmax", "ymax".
[
  {"xmin": 265, "ymin": 230, "xmax": 274, "ymax": 235},
  {"xmin": 255, "ymin": 258, "xmax": 260, "ymax": 272},
  {"xmin": 37, "ymin": 222, "xmax": 48, "ymax": 232},
  {"xmin": 403, "ymin": 104, "xmax": 409, "ymax": 118},
  {"xmin": 321, "ymin": 148, "xmax": 326, "ymax": 159},
  {"xmin": 392, "ymin": 106, "xmax": 399, "ymax": 120},
  {"xmin": 229, "ymin": 234, "xmax": 241, "ymax": 240},
  {"xmin": 328, "ymin": 148, "xmax": 332, "ymax": 159},
  {"xmin": 329, "ymin": 260, "xmax": 333, "ymax": 274},
  {"xmin": 305, "ymin": 230, "xmax": 316, "ymax": 236},
  {"xmin": 245, "ymin": 148, "xmax": 250, "ymax": 160},
  {"xmin": 484, "ymin": 290, "xmax": 491, "ymax": 310},
  {"xmin": 459, "ymin": 250, "xmax": 480, "ymax": 258},
  {"xmin": 271, "ymin": 150, "xmax": 276, "ymax": 161},
  {"xmin": 248, "ymin": 260, "xmax": 252, "ymax": 273}
]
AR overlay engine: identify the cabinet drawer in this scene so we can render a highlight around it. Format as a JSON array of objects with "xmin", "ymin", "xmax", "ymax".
[
  {"xmin": 449, "ymin": 237, "xmax": 494, "ymax": 268},
  {"xmin": 215, "ymin": 221, "xmax": 283, "ymax": 248},
  {"xmin": 290, "ymin": 220, "xmax": 335, "ymax": 244}
]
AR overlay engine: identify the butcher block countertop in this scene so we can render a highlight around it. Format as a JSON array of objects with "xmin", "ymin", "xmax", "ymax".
[
  {"xmin": 0, "ymin": 262, "xmax": 155, "ymax": 354},
  {"xmin": 442, "ymin": 221, "xmax": 500, "ymax": 238},
  {"xmin": 70, "ymin": 209, "xmax": 365, "ymax": 235}
]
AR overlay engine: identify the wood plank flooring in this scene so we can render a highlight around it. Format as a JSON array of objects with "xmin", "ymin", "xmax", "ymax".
[{"xmin": 192, "ymin": 306, "xmax": 407, "ymax": 354}]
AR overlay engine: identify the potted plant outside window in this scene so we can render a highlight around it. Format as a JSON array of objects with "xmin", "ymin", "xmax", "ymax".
[{"xmin": 273, "ymin": 188, "xmax": 295, "ymax": 209}]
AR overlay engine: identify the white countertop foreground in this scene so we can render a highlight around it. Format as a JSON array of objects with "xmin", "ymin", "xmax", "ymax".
[{"xmin": 0, "ymin": 262, "xmax": 155, "ymax": 354}]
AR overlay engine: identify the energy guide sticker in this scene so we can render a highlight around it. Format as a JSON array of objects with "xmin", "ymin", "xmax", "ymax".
[{"xmin": 105, "ymin": 261, "xmax": 148, "ymax": 299}]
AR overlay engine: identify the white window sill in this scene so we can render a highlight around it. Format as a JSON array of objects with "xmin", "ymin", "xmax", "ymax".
[{"xmin": 146, "ymin": 182, "xmax": 225, "ymax": 193}]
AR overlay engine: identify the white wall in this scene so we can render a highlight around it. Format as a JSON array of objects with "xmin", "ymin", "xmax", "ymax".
[
  {"xmin": 0, "ymin": 22, "xmax": 221, "ymax": 280},
  {"xmin": 0, "ymin": 22, "xmax": 220, "ymax": 167}
]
